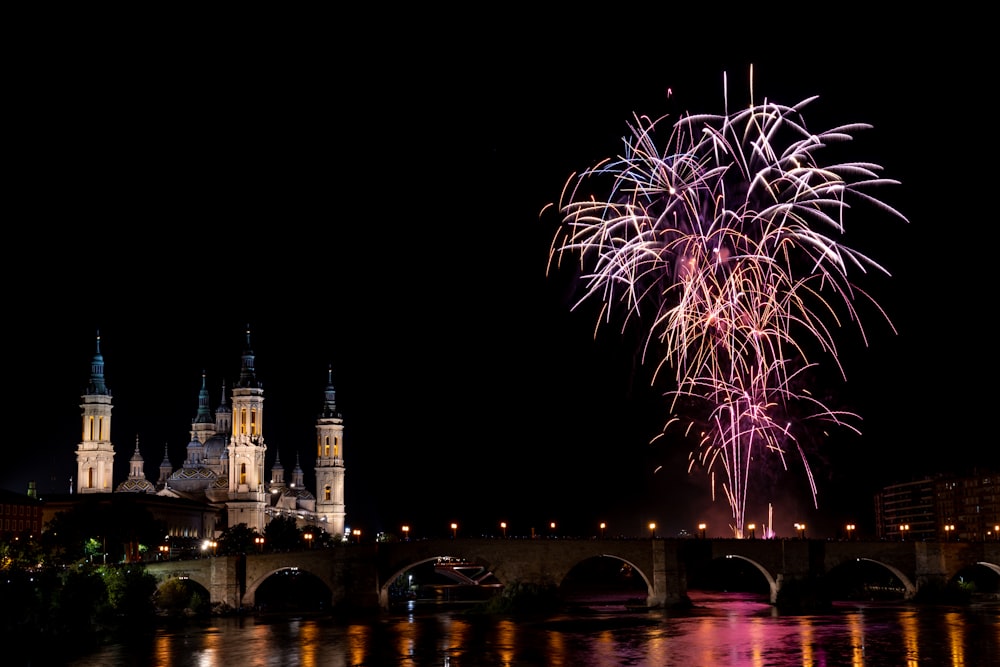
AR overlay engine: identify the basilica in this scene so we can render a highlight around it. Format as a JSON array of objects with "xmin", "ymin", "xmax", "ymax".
[{"xmin": 71, "ymin": 328, "xmax": 346, "ymax": 547}]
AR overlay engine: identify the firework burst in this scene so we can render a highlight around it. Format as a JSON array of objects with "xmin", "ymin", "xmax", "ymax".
[{"xmin": 546, "ymin": 67, "xmax": 907, "ymax": 536}]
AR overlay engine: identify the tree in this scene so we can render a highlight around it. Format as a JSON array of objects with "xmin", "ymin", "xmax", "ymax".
[
  {"xmin": 216, "ymin": 523, "xmax": 255, "ymax": 555},
  {"xmin": 264, "ymin": 516, "xmax": 300, "ymax": 551}
]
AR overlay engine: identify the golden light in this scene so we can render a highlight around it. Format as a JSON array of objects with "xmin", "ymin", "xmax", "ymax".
[
  {"xmin": 450, "ymin": 523, "xmax": 458, "ymax": 539},
  {"xmin": 402, "ymin": 525, "xmax": 410, "ymax": 541},
  {"xmin": 500, "ymin": 522, "xmax": 507, "ymax": 538}
]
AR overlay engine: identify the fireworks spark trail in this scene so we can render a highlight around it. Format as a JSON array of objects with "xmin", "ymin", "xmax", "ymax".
[{"xmin": 545, "ymin": 66, "xmax": 907, "ymax": 536}]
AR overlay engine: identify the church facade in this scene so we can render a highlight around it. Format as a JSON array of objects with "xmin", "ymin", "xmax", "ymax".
[{"xmin": 72, "ymin": 329, "xmax": 347, "ymax": 544}]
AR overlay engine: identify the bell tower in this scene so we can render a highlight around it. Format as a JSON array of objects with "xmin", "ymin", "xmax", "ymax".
[
  {"xmin": 225, "ymin": 326, "xmax": 268, "ymax": 531},
  {"xmin": 314, "ymin": 365, "xmax": 346, "ymax": 536},
  {"xmin": 76, "ymin": 331, "xmax": 115, "ymax": 493}
]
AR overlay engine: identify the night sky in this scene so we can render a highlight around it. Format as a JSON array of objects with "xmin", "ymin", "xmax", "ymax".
[{"xmin": 5, "ymin": 12, "xmax": 995, "ymax": 540}]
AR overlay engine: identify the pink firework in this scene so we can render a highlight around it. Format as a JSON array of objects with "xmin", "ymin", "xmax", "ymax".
[{"xmin": 546, "ymin": 67, "xmax": 907, "ymax": 537}]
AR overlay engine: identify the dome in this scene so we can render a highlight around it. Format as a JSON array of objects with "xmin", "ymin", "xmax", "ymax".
[
  {"xmin": 116, "ymin": 477, "xmax": 156, "ymax": 493},
  {"xmin": 171, "ymin": 467, "xmax": 217, "ymax": 481},
  {"xmin": 204, "ymin": 435, "xmax": 227, "ymax": 461},
  {"xmin": 285, "ymin": 487, "xmax": 315, "ymax": 501}
]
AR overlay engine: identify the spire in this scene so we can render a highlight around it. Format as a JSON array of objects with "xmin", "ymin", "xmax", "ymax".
[
  {"xmin": 236, "ymin": 324, "xmax": 260, "ymax": 388},
  {"xmin": 217, "ymin": 379, "xmax": 230, "ymax": 412},
  {"xmin": 320, "ymin": 364, "xmax": 341, "ymax": 418},
  {"xmin": 291, "ymin": 451, "xmax": 305, "ymax": 488},
  {"xmin": 194, "ymin": 370, "xmax": 213, "ymax": 423},
  {"xmin": 131, "ymin": 434, "xmax": 143, "ymax": 461},
  {"xmin": 86, "ymin": 330, "xmax": 110, "ymax": 396}
]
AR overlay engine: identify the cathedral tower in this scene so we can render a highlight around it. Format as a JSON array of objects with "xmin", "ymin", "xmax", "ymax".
[
  {"xmin": 76, "ymin": 331, "xmax": 115, "ymax": 493},
  {"xmin": 314, "ymin": 365, "xmax": 346, "ymax": 536},
  {"xmin": 225, "ymin": 326, "xmax": 268, "ymax": 531}
]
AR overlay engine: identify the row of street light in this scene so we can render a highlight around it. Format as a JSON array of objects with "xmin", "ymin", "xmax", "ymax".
[{"xmin": 173, "ymin": 519, "xmax": 1000, "ymax": 558}]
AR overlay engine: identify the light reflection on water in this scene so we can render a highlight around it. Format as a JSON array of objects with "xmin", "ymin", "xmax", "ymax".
[{"xmin": 65, "ymin": 592, "xmax": 1000, "ymax": 667}]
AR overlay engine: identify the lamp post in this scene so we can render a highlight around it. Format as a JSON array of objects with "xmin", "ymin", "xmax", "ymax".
[
  {"xmin": 352, "ymin": 530, "xmax": 359, "ymax": 544},
  {"xmin": 846, "ymin": 524, "xmax": 855, "ymax": 541},
  {"xmin": 795, "ymin": 523, "xmax": 806, "ymax": 539},
  {"xmin": 599, "ymin": 522, "xmax": 606, "ymax": 539},
  {"xmin": 899, "ymin": 524, "xmax": 910, "ymax": 542},
  {"xmin": 158, "ymin": 545, "xmax": 169, "ymax": 560},
  {"xmin": 747, "ymin": 523, "xmax": 756, "ymax": 539},
  {"xmin": 451, "ymin": 523, "xmax": 458, "ymax": 539},
  {"xmin": 500, "ymin": 522, "xmax": 507, "ymax": 538},
  {"xmin": 649, "ymin": 522, "xmax": 656, "ymax": 539},
  {"xmin": 255, "ymin": 536, "xmax": 265, "ymax": 553},
  {"xmin": 402, "ymin": 525, "xmax": 410, "ymax": 541},
  {"xmin": 944, "ymin": 524, "xmax": 955, "ymax": 541},
  {"xmin": 304, "ymin": 532, "xmax": 314, "ymax": 549},
  {"xmin": 550, "ymin": 521, "xmax": 556, "ymax": 537},
  {"xmin": 698, "ymin": 523, "xmax": 707, "ymax": 539}
]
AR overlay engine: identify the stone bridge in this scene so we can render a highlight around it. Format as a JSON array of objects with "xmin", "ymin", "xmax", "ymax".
[{"xmin": 143, "ymin": 538, "xmax": 1000, "ymax": 611}]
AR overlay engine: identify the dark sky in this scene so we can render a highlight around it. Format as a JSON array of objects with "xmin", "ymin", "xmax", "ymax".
[{"xmin": 5, "ymin": 12, "xmax": 994, "ymax": 540}]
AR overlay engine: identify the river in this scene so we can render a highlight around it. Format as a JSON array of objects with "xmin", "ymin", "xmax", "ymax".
[{"xmin": 47, "ymin": 590, "xmax": 1000, "ymax": 666}]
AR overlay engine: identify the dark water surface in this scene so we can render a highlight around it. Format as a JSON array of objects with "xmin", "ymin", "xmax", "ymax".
[{"xmin": 59, "ymin": 592, "xmax": 1000, "ymax": 666}]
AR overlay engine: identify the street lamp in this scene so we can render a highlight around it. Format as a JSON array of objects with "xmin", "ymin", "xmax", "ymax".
[
  {"xmin": 698, "ymin": 523, "xmax": 707, "ymax": 539},
  {"xmin": 353, "ymin": 530, "xmax": 360, "ymax": 544},
  {"xmin": 451, "ymin": 523, "xmax": 458, "ymax": 539},
  {"xmin": 550, "ymin": 521, "xmax": 556, "ymax": 537},
  {"xmin": 795, "ymin": 523, "xmax": 806, "ymax": 539},
  {"xmin": 402, "ymin": 525, "xmax": 410, "ymax": 541},
  {"xmin": 255, "ymin": 536, "xmax": 265, "ymax": 553},
  {"xmin": 846, "ymin": 524, "xmax": 855, "ymax": 541},
  {"xmin": 600, "ymin": 522, "xmax": 606, "ymax": 539},
  {"xmin": 899, "ymin": 524, "xmax": 910, "ymax": 541},
  {"xmin": 304, "ymin": 532, "xmax": 314, "ymax": 548},
  {"xmin": 158, "ymin": 544, "xmax": 169, "ymax": 560},
  {"xmin": 747, "ymin": 523, "xmax": 756, "ymax": 539},
  {"xmin": 649, "ymin": 522, "xmax": 656, "ymax": 539},
  {"xmin": 500, "ymin": 522, "xmax": 507, "ymax": 538},
  {"xmin": 944, "ymin": 524, "xmax": 955, "ymax": 541}
]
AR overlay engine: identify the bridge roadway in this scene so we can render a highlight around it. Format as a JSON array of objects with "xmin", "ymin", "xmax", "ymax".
[{"xmin": 144, "ymin": 538, "xmax": 1000, "ymax": 612}]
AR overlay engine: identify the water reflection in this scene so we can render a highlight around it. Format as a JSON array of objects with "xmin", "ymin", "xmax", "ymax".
[{"xmin": 63, "ymin": 592, "xmax": 1000, "ymax": 667}]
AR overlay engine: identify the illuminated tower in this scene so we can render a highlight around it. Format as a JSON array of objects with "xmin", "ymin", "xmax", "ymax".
[
  {"xmin": 225, "ymin": 326, "xmax": 268, "ymax": 532},
  {"xmin": 314, "ymin": 365, "xmax": 346, "ymax": 536},
  {"xmin": 76, "ymin": 331, "xmax": 115, "ymax": 493}
]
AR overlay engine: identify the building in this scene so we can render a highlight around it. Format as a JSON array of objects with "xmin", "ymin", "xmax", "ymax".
[
  {"xmin": 63, "ymin": 328, "xmax": 347, "ymax": 547},
  {"xmin": 875, "ymin": 472, "xmax": 1000, "ymax": 541},
  {"xmin": 0, "ymin": 487, "xmax": 43, "ymax": 540},
  {"xmin": 874, "ymin": 478, "xmax": 936, "ymax": 541}
]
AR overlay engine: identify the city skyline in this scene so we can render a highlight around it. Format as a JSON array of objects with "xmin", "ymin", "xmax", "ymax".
[{"xmin": 5, "ymin": 15, "xmax": 995, "ymax": 539}]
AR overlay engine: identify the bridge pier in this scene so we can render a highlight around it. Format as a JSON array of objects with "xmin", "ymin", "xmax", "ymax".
[{"xmin": 651, "ymin": 540, "xmax": 686, "ymax": 607}]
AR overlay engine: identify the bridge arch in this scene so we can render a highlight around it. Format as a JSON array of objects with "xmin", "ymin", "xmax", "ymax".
[
  {"xmin": 245, "ymin": 566, "xmax": 333, "ymax": 612},
  {"xmin": 719, "ymin": 554, "xmax": 780, "ymax": 603},
  {"xmin": 858, "ymin": 557, "xmax": 916, "ymax": 600},
  {"xmin": 154, "ymin": 575, "xmax": 211, "ymax": 613},
  {"xmin": 376, "ymin": 540, "xmax": 670, "ymax": 610}
]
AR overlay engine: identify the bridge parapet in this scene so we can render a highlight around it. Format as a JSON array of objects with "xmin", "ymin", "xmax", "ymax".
[{"xmin": 143, "ymin": 539, "xmax": 1000, "ymax": 611}]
